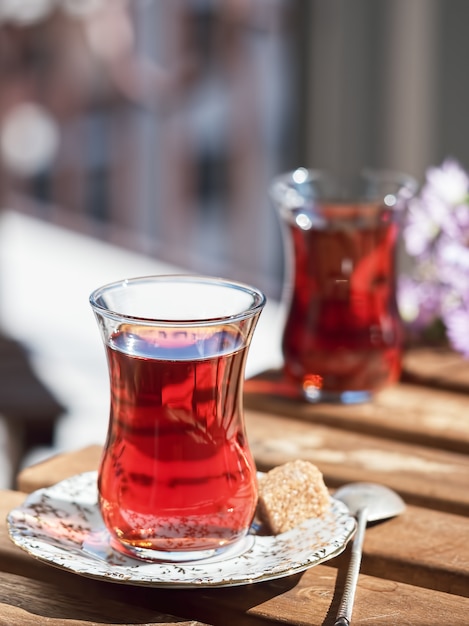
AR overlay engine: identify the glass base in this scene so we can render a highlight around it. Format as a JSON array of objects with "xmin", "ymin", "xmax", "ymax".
[
  {"xmin": 109, "ymin": 534, "xmax": 254, "ymax": 563},
  {"xmin": 303, "ymin": 386, "xmax": 372, "ymax": 404}
]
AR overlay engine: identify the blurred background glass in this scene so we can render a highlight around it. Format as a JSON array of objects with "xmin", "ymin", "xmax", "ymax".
[{"xmin": 0, "ymin": 0, "xmax": 467, "ymax": 299}]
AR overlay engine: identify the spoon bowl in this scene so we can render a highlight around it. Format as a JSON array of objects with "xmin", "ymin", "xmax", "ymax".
[
  {"xmin": 333, "ymin": 482, "xmax": 406, "ymax": 626},
  {"xmin": 334, "ymin": 481, "xmax": 406, "ymax": 522}
]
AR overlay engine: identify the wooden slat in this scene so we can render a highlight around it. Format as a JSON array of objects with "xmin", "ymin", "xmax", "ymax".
[
  {"xmin": 244, "ymin": 373, "xmax": 469, "ymax": 455},
  {"xmin": 246, "ymin": 410, "xmax": 469, "ymax": 515},
  {"xmin": 183, "ymin": 564, "xmax": 469, "ymax": 626},
  {"xmin": 16, "ymin": 445, "xmax": 102, "ymax": 493},
  {"xmin": 402, "ymin": 346, "xmax": 469, "ymax": 393},
  {"xmin": 2, "ymin": 563, "xmax": 469, "ymax": 626},
  {"xmin": 0, "ymin": 571, "xmax": 206, "ymax": 626},
  {"xmin": 355, "ymin": 505, "xmax": 469, "ymax": 597}
]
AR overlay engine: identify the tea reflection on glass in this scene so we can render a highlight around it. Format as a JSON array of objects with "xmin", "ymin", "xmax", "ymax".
[
  {"xmin": 271, "ymin": 168, "xmax": 417, "ymax": 404},
  {"xmin": 90, "ymin": 275, "xmax": 265, "ymax": 562}
]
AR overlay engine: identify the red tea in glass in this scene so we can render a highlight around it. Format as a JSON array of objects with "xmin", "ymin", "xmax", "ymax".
[
  {"xmin": 90, "ymin": 275, "xmax": 265, "ymax": 561},
  {"xmin": 271, "ymin": 169, "xmax": 416, "ymax": 403}
]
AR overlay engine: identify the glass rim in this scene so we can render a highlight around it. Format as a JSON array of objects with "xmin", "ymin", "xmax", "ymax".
[
  {"xmin": 269, "ymin": 166, "xmax": 418, "ymax": 206},
  {"xmin": 89, "ymin": 273, "xmax": 266, "ymax": 327}
]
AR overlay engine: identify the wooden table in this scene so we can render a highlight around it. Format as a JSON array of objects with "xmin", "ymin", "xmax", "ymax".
[{"xmin": 1, "ymin": 348, "xmax": 469, "ymax": 625}]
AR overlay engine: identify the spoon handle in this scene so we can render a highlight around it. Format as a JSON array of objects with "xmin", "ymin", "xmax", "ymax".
[{"xmin": 334, "ymin": 507, "xmax": 368, "ymax": 626}]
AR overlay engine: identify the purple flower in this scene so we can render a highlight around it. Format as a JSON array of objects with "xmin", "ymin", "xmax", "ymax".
[
  {"xmin": 399, "ymin": 157, "xmax": 469, "ymax": 356},
  {"xmin": 442, "ymin": 306, "xmax": 469, "ymax": 357},
  {"xmin": 398, "ymin": 275, "xmax": 442, "ymax": 330},
  {"xmin": 436, "ymin": 237, "xmax": 469, "ymax": 293},
  {"xmin": 403, "ymin": 196, "xmax": 439, "ymax": 257},
  {"xmin": 425, "ymin": 158, "xmax": 469, "ymax": 205}
]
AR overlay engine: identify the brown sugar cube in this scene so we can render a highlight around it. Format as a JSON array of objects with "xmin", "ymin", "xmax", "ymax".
[{"xmin": 257, "ymin": 459, "xmax": 330, "ymax": 534}]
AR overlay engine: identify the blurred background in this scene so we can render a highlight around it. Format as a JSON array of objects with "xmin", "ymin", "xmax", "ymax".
[
  {"xmin": 2, "ymin": 0, "xmax": 468, "ymax": 299},
  {"xmin": 1, "ymin": 0, "xmax": 469, "ymax": 483},
  {"xmin": 0, "ymin": 0, "xmax": 295, "ymax": 298}
]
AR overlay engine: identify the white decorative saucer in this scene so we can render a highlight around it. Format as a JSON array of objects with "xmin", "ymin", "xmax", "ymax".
[{"xmin": 7, "ymin": 471, "xmax": 355, "ymax": 588}]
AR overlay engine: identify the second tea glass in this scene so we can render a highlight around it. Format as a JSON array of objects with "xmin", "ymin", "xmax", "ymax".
[{"xmin": 271, "ymin": 168, "xmax": 417, "ymax": 404}]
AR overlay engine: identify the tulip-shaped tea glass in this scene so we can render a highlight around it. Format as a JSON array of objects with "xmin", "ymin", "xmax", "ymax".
[
  {"xmin": 271, "ymin": 168, "xmax": 416, "ymax": 404},
  {"xmin": 90, "ymin": 275, "xmax": 265, "ymax": 562}
]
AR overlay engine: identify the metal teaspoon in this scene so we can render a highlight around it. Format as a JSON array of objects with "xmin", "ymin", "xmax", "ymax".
[{"xmin": 333, "ymin": 482, "xmax": 406, "ymax": 626}]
